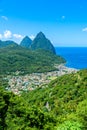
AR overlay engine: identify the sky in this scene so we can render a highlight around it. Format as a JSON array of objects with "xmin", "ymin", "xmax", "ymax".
[{"xmin": 0, "ymin": 0, "xmax": 87, "ymax": 46}]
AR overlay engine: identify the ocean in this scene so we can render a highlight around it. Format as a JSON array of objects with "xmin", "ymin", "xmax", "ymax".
[{"xmin": 55, "ymin": 47, "xmax": 87, "ymax": 69}]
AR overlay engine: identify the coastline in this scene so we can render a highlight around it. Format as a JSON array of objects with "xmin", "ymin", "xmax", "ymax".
[
  {"xmin": 55, "ymin": 47, "xmax": 87, "ymax": 69},
  {"xmin": 55, "ymin": 64, "xmax": 78, "ymax": 73}
]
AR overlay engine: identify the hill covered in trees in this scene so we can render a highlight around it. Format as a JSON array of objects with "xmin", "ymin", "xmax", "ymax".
[
  {"xmin": 0, "ymin": 44, "xmax": 65, "ymax": 75},
  {"xmin": 0, "ymin": 40, "xmax": 17, "ymax": 48},
  {"xmin": 0, "ymin": 32, "xmax": 66, "ymax": 75},
  {"xmin": 0, "ymin": 69, "xmax": 87, "ymax": 129},
  {"xmin": 22, "ymin": 69, "xmax": 87, "ymax": 129}
]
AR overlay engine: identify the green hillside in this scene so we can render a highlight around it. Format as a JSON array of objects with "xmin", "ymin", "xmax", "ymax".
[
  {"xmin": 0, "ymin": 69, "xmax": 87, "ymax": 129},
  {"xmin": 0, "ymin": 44, "xmax": 65, "ymax": 75},
  {"xmin": 0, "ymin": 40, "xmax": 17, "ymax": 48},
  {"xmin": 0, "ymin": 86, "xmax": 56, "ymax": 130},
  {"xmin": 22, "ymin": 69, "xmax": 87, "ymax": 129}
]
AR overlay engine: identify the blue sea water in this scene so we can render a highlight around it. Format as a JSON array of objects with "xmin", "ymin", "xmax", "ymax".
[{"xmin": 55, "ymin": 47, "xmax": 87, "ymax": 69}]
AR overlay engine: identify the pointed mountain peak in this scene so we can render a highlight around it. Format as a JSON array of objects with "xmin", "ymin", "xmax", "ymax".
[
  {"xmin": 22, "ymin": 36, "xmax": 32, "ymax": 41},
  {"xmin": 30, "ymin": 32, "xmax": 56, "ymax": 54},
  {"xmin": 20, "ymin": 36, "xmax": 32, "ymax": 48},
  {"xmin": 24, "ymin": 35, "xmax": 30, "ymax": 39},
  {"xmin": 35, "ymin": 32, "xmax": 46, "ymax": 40}
]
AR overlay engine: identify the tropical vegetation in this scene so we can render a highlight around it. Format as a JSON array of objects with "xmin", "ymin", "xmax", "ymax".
[{"xmin": 0, "ymin": 69, "xmax": 87, "ymax": 129}]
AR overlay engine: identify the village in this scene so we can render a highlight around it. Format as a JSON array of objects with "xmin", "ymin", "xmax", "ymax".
[{"xmin": 6, "ymin": 65, "xmax": 78, "ymax": 94}]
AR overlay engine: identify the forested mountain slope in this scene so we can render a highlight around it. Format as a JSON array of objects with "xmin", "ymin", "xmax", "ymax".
[
  {"xmin": 0, "ymin": 44, "xmax": 65, "ymax": 75},
  {"xmin": 22, "ymin": 69, "xmax": 87, "ymax": 129},
  {"xmin": 0, "ymin": 70, "xmax": 87, "ymax": 129}
]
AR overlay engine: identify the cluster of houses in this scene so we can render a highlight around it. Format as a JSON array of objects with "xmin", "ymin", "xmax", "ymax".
[{"xmin": 6, "ymin": 65, "xmax": 77, "ymax": 94}]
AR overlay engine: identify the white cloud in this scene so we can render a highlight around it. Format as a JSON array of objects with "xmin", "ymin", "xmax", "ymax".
[
  {"xmin": 82, "ymin": 27, "xmax": 87, "ymax": 32},
  {"xmin": 1, "ymin": 16, "xmax": 8, "ymax": 21},
  {"xmin": 0, "ymin": 30, "xmax": 23, "ymax": 43},
  {"xmin": 4, "ymin": 30, "xmax": 12, "ymax": 39},
  {"xmin": 13, "ymin": 34, "xmax": 23, "ymax": 39},
  {"xmin": 0, "ymin": 34, "xmax": 3, "ymax": 39},
  {"xmin": 29, "ymin": 35, "xmax": 35, "ymax": 40},
  {"xmin": 61, "ymin": 16, "xmax": 65, "ymax": 19}
]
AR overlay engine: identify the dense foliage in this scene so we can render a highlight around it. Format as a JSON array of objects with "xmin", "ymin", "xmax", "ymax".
[
  {"xmin": 0, "ymin": 44, "xmax": 65, "ymax": 75},
  {"xmin": 0, "ymin": 86, "xmax": 56, "ymax": 130},
  {"xmin": 20, "ymin": 36, "xmax": 32, "ymax": 48},
  {"xmin": 30, "ymin": 32, "xmax": 56, "ymax": 54},
  {"xmin": 0, "ymin": 70, "xmax": 87, "ymax": 129},
  {"xmin": 22, "ymin": 69, "xmax": 87, "ymax": 129}
]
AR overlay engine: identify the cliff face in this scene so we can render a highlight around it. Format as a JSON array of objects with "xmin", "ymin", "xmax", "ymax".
[{"xmin": 30, "ymin": 32, "xmax": 56, "ymax": 54}]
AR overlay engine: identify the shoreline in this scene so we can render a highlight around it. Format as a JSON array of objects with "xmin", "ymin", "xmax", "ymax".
[{"xmin": 54, "ymin": 64, "xmax": 78, "ymax": 73}]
